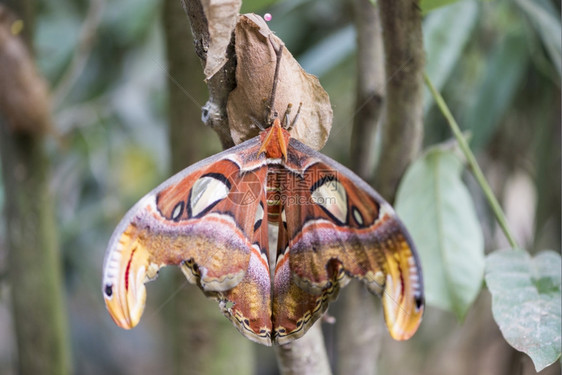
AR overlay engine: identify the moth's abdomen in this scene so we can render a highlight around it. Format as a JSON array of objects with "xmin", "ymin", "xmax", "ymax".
[{"xmin": 266, "ymin": 164, "xmax": 284, "ymax": 224}]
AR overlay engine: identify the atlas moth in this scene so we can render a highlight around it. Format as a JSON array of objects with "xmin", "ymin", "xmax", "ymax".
[{"xmin": 102, "ymin": 39, "xmax": 424, "ymax": 346}]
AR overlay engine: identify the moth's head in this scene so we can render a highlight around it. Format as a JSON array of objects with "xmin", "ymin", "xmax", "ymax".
[
  {"xmin": 102, "ymin": 223, "xmax": 152, "ymax": 329},
  {"xmin": 258, "ymin": 117, "xmax": 290, "ymax": 160}
]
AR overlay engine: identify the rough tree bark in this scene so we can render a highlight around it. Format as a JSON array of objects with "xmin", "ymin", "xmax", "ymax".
[
  {"xmin": 338, "ymin": 1, "xmax": 386, "ymax": 375},
  {"xmin": 350, "ymin": 0, "xmax": 385, "ymax": 183},
  {"xmin": 0, "ymin": 2, "xmax": 70, "ymax": 374},
  {"xmin": 180, "ymin": 0, "xmax": 237, "ymax": 149},
  {"xmin": 274, "ymin": 323, "xmax": 332, "ymax": 375},
  {"xmin": 374, "ymin": 0, "xmax": 424, "ymax": 201},
  {"xmin": 162, "ymin": 0, "xmax": 252, "ymax": 374}
]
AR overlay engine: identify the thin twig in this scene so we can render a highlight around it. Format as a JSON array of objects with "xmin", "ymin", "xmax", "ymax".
[
  {"xmin": 424, "ymin": 73, "xmax": 519, "ymax": 249},
  {"xmin": 52, "ymin": 0, "xmax": 104, "ymax": 109}
]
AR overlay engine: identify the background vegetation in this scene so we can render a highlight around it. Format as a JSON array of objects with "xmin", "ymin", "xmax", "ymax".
[{"xmin": 0, "ymin": 0, "xmax": 560, "ymax": 374}]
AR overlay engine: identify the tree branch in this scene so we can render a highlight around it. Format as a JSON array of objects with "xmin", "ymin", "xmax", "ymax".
[
  {"xmin": 375, "ymin": 0, "xmax": 424, "ymax": 201},
  {"xmin": 274, "ymin": 323, "xmax": 332, "ymax": 375},
  {"xmin": 180, "ymin": 0, "xmax": 237, "ymax": 149},
  {"xmin": 350, "ymin": 0, "xmax": 385, "ymax": 182},
  {"xmin": 338, "ymin": 1, "xmax": 386, "ymax": 374},
  {"xmin": 0, "ymin": 4, "xmax": 70, "ymax": 374}
]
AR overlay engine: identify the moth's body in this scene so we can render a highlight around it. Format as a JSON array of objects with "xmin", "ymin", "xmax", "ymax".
[{"xmin": 102, "ymin": 118, "xmax": 424, "ymax": 346}]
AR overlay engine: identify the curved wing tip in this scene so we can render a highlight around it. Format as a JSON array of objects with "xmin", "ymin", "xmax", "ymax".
[
  {"xmin": 104, "ymin": 289, "xmax": 145, "ymax": 330},
  {"xmin": 386, "ymin": 304, "xmax": 424, "ymax": 341}
]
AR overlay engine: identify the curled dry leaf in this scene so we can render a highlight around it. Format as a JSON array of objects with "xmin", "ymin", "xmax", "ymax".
[
  {"xmin": 0, "ymin": 5, "xmax": 54, "ymax": 136},
  {"xmin": 201, "ymin": 0, "xmax": 241, "ymax": 80},
  {"xmin": 227, "ymin": 14, "xmax": 333, "ymax": 151}
]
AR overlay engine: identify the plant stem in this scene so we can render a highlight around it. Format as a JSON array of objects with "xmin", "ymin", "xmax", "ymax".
[{"xmin": 424, "ymin": 73, "xmax": 520, "ymax": 249}]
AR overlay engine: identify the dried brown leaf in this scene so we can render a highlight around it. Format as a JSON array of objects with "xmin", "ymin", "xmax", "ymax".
[
  {"xmin": 201, "ymin": 0, "xmax": 241, "ymax": 80},
  {"xmin": 227, "ymin": 14, "xmax": 333, "ymax": 150}
]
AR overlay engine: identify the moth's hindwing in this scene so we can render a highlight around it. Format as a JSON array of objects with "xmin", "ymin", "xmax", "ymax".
[
  {"xmin": 276, "ymin": 138, "xmax": 424, "ymax": 341},
  {"xmin": 215, "ymin": 190, "xmax": 274, "ymax": 345}
]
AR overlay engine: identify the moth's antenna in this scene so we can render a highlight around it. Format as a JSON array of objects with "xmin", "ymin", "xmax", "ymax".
[
  {"xmin": 282, "ymin": 102, "xmax": 301, "ymax": 130},
  {"xmin": 249, "ymin": 115, "xmax": 265, "ymax": 131},
  {"xmin": 286, "ymin": 102, "xmax": 302, "ymax": 131},
  {"xmin": 283, "ymin": 103, "xmax": 293, "ymax": 128},
  {"xmin": 266, "ymin": 35, "xmax": 284, "ymax": 125}
]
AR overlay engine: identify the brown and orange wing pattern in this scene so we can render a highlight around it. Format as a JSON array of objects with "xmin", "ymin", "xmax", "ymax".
[
  {"xmin": 272, "ymin": 214, "xmax": 345, "ymax": 344},
  {"xmin": 101, "ymin": 137, "xmax": 270, "ymax": 331},
  {"xmin": 102, "ymin": 124, "xmax": 424, "ymax": 345},
  {"xmin": 208, "ymin": 194, "xmax": 274, "ymax": 345},
  {"xmin": 278, "ymin": 138, "xmax": 424, "ymax": 341}
]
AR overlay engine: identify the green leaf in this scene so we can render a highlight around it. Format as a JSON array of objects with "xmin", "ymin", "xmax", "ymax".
[
  {"xmin": 395, "ymin": 147, "xmax": 485, "ymax": 319},
  {"xmin": 515, "ymin": 0, "xmax": 562, "ymax": 76},
  {"xmin": 485, "ymin": 249, "xmax": 562, "ymax": 372},
  {"xmin": 462, "ymin": 30, "xmax": 529, "ymax": 150},
  {"xmin": 423, "ymin": 0, "xmax": 479, "ymax": 112}
]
